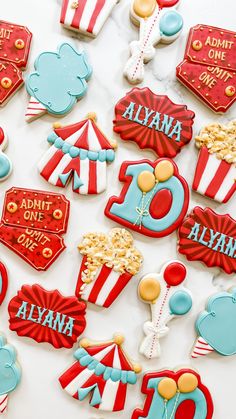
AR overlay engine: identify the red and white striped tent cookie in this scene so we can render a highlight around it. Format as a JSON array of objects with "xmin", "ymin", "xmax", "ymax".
[
  {"xmin": 59, "ymin": 335, "xmax": 141, "ymax": 412},
  {"xmin": 60, "ymin": 0, "xmax": 119, "ymax": 37},
  {"xmin": 38, "ymin": 114, "xmax": 116, "ymax": 195}
]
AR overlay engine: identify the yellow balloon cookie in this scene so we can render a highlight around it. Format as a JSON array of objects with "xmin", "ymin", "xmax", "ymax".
[
  {"xmin": 154, "ymin": 160, "xmax": 174, "ymax": 182},
  {"xmin": 137, "ymin": 171, "xmax": 156, "ymax": 193},
  {"xmin": 158, "ymin": 378, "xmax": 177, "ymax": 400},
  {"xmin": 178, "ymin": 373, "xmax": 198, "ymax": 393},
  {"xmin": 138, "ymin": 277, "xmax": 161, "ymax": 303},
  {"xmin": 133, "ymin": 0, "xmax": 156, "ymax": 18}
]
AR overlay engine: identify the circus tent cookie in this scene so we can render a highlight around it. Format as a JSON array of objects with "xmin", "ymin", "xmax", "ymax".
[
  {"xmin": 8, "ymin": 284, "xmax": 86, "ymax": 349},
  {"xmin": 25, "ymin": 43, "xmax": 92, "ymax": 122},
  {"xmin": 192, "ymin": 121, "xmax": 236, "ymax": 203},
  {"xmin": 124, "ymin": 0, "xmax": 183, "ymax": 84},
  {"xmin": 114, "ymin": 88, "xmax": 195, "ymax": 158},
  {"xmin": 0, "ymin": 187, "xmax": 70, "ymax": 271},
  {"xmin": 105, "ymin": 158, "xmax": 189, "ymax": 238},
  {"xmin": 60, "ymin": 0, "xmax": 120, "ymax": 37},
  {"xmin": 138, "ymin": 261, "xmax": 192, "ymax": 359},
  {"xmin": 178, "ymin": 207, "xmax": 236, "ymax": 275},
  {"xmin": 0, "ymin": 127, "xmax": 12, "ymax": 181},
  {"xmin": 192, "ymin": 288, "xmax": 236, "ymax": 358},
  {"xmin": 76, "ymin": 228, "xmax": 143, "ymax": 308},
  {"xmin": 0, "ymin": 20, "xmax": 32, "ymax": 106},
  {"xmin": 131, "ymin": 368, "xmax": 214, "ymax": 419},
  {"xmin": 38, "ymin": 114, "xmax": 116, "ymax": 195},
  {"xmin": 59, "ymin": 335, "xmax": 141, "ymax": 412},
  {"xmin": 176, "ymin": 25, "xmax": 236, "ymax": 113},
  {"xmin": 0, "ymin": 334, "xmax": 21, "ymax": 414}
]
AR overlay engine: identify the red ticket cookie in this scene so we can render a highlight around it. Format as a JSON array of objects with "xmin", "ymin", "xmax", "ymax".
[
  {"xmin": 8, "ymin": 284, "xmax": 86, "ymax": 349},
  {"xmin": 131, "ymin": 368, "xmax": 214, "ymax": 419},
  {"xmin": 178, "ymin": 207, "xmax": 236, "ymax": 274},
  {"xmin": 114, "ymin": 87, "xmax": 195, "ymax": 158},
  {"xmin": 176, "ymin": 24, "xmax": 236, "ymax": 113},
  {"xmin": 0, "ymin": 187, "xmax": 70, "ymax": 271}
]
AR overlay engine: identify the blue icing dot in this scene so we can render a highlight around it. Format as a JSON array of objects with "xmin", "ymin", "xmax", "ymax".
[
  {"xmin": 160, "ymin": 11, "xmax": 183, "ymax": 37},
  {"xmin": 88, "ymin": 151, "xmax": 98, "ymax": 161},
  {"xmin": 54, "ymin": 138, "xmax": 64, "ymax": 149},
  {"xmin": 106, "ymin": 149, "xmax": 115, "ymax": 162},
  {"xmin": 87, "ymin": 360, "xmax": 98, "ymax": 370},
  {"xmin": 98, "ymin": 150, "xmax": 106, "ymax": 162},
  {"xmin": 0, "ymin": 155, "xmax": 11, "ymax": 179},
  {"xmin": 69, "ymin": 146, "xmax": 80, "ymax": 158},
  {"xmin": 121, "ymin": 371, "xmax": 128, "ymax": 384},
  {"xmin": 80, "ymin": 149, "xmax": 88, "ymax": 160},
  {"xmin": 74, "ymin": 348, "xmax": 87, "ymax": 360},
  {"xmin": 127, "ymin": 371, "xmax": 137, "ymax": 384},
  {"xmin": 62, "ymin": 143, "xmax": 71, "ymax": 154},
  {"xmin": 103, "ymin": 367, "xmax": 112, "ymax": 381},
  {"xmin": 110, "ymin": 368, "xmax": 121, "ymax": 382},
  {"xmin": 47, "ymin": 132, "xmax": 58, "ymax": 144},
  {"xmin": 80, "ymin": 355, "xmax": 92, "ymax": 366},
  {"xmin": 169, "ymin": 290, "xmax": 192, "ymax": 315},
  {"xmin": 94, "ymin": 363, "xmax": 106, "ymax": 376}
]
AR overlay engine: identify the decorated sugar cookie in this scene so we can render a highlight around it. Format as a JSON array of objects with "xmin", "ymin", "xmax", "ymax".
[
  {"xmin": 8, "ymin": 284, "xmax": 86, "ymax": 349},
  {"xmin": 178, "ymin": 207, "xmax": 236, "ymax": 275},
  {"xmin": 25, "ymin": 43, "xmax": 92, "ymax": 122},
  {"xmin": 192, "ymin": 121, "xmax": 236, "ymax": 203},
  {"xmin": 176, "ymin": 24, "xmax": 236, "ymax": 113},
  {"xmin": 131, "ymin": 368, "xmax": 214, "ymax": 419},
  {"xmin": 76, "ymin": 228, "xmax": 143, "ymax": 308},
  {"xmin": 0, "ymin": 334, "xmax": 21, "ymax": 414},
  {"xmin": 60, "ymin": 0, "xmax": 120, "ymax": 37},
  {"xmin": 138, "ymin": 261, "xmax": 192, "ymax": 359},
  {"xmin": 114, "ymin": 88, "xmax": 195, "ymax": 158},
  {"xmin": 0, "ymin": 20, "xmax": 32, "ymax": 106},
  {"xmin": 192, "ymin": 288, "xmax": 236, "ymax": 358},
  {"xmin": 124, "ymin": 0, "xmax": 183, "ymax": 84},
  {"xmin": 38, "ymin": 114, "xmax": 116, "ymax": 195},
  {"xmin": 105, "ymin": 158, "xmax": 189, "ymax": 238},
  {"xmin": 0, "ymin": 187, "xmax": 70, "ymax": 271},
  {"xmin": 0, "ymin": 127, "xmax": 12, "ymax": 181},
  {"xmin": 59, "ymin": 335, "xmax": 141, "ymax": 412}
]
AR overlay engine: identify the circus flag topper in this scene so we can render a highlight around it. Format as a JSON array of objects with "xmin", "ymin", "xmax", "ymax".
[
  {"xmin": 131, "ymin": 369, "xmax": 214, "ymax": 419},
  {"xmin": 176, "ymin": 24, "xmax": 236, "ymax": 113},
  {"xmin": 0, "ymin": 187, "xmax": 70, "ymax": 271},
  {"xmin": 105, "ymin": 159, "xmax": 189, "ymax": 238},
  {"xmin": 60, "ymin": 0, "xmax": 120, "ymax": 38},
  {"xmin": 38, "ymin": 114, "xmax": 117, "ymax": 195},
  {"xmin": 0, "ymin": 127, "xmax": 12, "ymax": 181},
  {"xmin": 138, "ymin": 261, "xmax": 192, "ymax": 359},
  {"xmin": 124, "ymin": 0, "xmax": 183, "ymax": 84},
  {"xmin": 8, "ymin": 284, "xmax": 86, "ymax": 349},
  {"xmin": 59, "ymin": 335, "xmax": 141, "ymax": 412},
  {"xmin": 25, "ymin": 43, "xmax": 92, "ymax": 122},
  {"xmin": 178, "ymin": 207, "xmax": 236, "ymax": 275},
  {"xmin": 192, "ymin": 288, "xmax": 236, "ymax": 359},
  {"xmin": 114, "ymin": 87, "xmax": 195, "ymax": 158},
  {"xmin": 0, "ymin": 334, "xmax": 21, "ymax": 414},
  {"xmin": 0, "ymin": 20, "xmax": 32, "ymax": 106}
]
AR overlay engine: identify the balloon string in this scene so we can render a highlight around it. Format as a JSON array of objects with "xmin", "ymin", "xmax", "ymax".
[
  {"xmin": 134, "ymin": 183, "xmax": 158, "ymax": 228},
  {"xmin": 164, "ymin": 392, "xmax": 180, "ymax": 419}
]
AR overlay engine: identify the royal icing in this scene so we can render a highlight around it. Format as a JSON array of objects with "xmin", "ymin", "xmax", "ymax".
[
  {"xmin": 8, "ymin": 284, "xmax": 86, "ymax": 349},
  {"xmin": 114, "ymin": 87, "xmax": 195, "ymax": 157},
  {"xmin": 0, "ymin": 262, "xmax": 8, "ymax": 307},
  {"xmin": 192, "ymin": 121, "xmax": 236, "ymax": 203},
  {"xmin": 60, "ymin": 0, "xmax": 120, "ymax": 37},
  {"xmin": 0, "ymin": 334, "xmax": 21, "ymax": 414},
  {"xmin": 0, "ymin": 188, "xmax": 70, "ymax": 271},
  {"xmin": 124, "ymin": 0, "xmax": 183, "ymax": 84},
  {"xmin": 105, "ymin": 159, "xmax": 189, "ymax": 238},
  {"xmin": 131, "ymin": 369, "xmax": 214, "ymax": 419},
  {"xmin": 178, "ymin": 207, "xmax": 236, "ymax": 275},
  {"xmin": 38, "ymin": 114, "xmax": 116, "ymax": 195},
  {"xmin": 0, "ymin": 127, "xmax": 12, "ymax": 181},
  {"xmin": 76, "ymin": 228, "xmax": 143, "ymax": 308},
  {"xmin": 192, "ymin": 288, "xmax": 236, "ymax": 358},
  {"xmin": 138, "ymin": 261, "xmax": 192, "ymax": 359},
  {"xmin": 25, "ymin": 43, "xmax": 92, "ymax": 122},
  {"xmin": 176, "ymin": 24, "xmax": 236, "ymax": 113},
  {"xmin": 59, "ymin": 335, "xmax": 141, "ymax": 412}
]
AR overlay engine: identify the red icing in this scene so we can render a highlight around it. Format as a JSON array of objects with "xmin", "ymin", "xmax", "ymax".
[
  {"xmin": 114, "ymin": 88, "xmax": 195, "ymax": 158},
  {"xmin": 176, "ymin": 400, "xmax": 196, "ymax": 418},
  {"xmin": 0, "ymin": 262, "xmax": 8, "ymax": 306},
  {"xmin": 0, "ymin": 61, "xmax": 23, "ymax": 105},
  {"xmin": 0, "ymin": 21, "xmax": 32, "ymax": 68},
  {"xmin": 8, "ymin": 284, "xmax": 86, "ymax": 349},
  {"xmin": 163, "ymin": 261, "xmax": 186, "ymax": 286},
  {"xmin": 149, "ymin": 189, "xmax": 172, "ymax": 219}
]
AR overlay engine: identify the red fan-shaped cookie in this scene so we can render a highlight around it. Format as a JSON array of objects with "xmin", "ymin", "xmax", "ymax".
[
  {"xmin": 8, "ymin": 284, "xmax": 86, "ymax": 349},
  {"xmin": 114, "ymin": 87, "xmax": 195, "ymax": 158}
]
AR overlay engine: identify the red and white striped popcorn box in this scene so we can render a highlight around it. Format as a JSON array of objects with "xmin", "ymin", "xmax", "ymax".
[
  {"xmin": 60, "ymin": 0, "xmax": 119, "ymax": 37},
  {"xmin": 76, "ymin": 256, "xmax": 133, "ymax": 308},
  {"xmin": 192, "ymin": 146, "xmax": 236, "ymax": 203}
]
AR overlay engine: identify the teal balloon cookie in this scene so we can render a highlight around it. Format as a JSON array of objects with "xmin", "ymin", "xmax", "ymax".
[{"xmin": 25, "ymin": 43, "xmax": 92, "ymax": 122}]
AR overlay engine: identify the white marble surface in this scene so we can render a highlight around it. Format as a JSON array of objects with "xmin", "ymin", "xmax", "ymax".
[{"xmin": 0, "ymin": 0, "xmax": 235, "ymax": 418}]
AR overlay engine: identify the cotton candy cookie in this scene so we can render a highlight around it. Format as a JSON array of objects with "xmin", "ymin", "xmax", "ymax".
[{"xmin": 0, "ymin": 334, "xmax": 21, "ymax": 413}]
